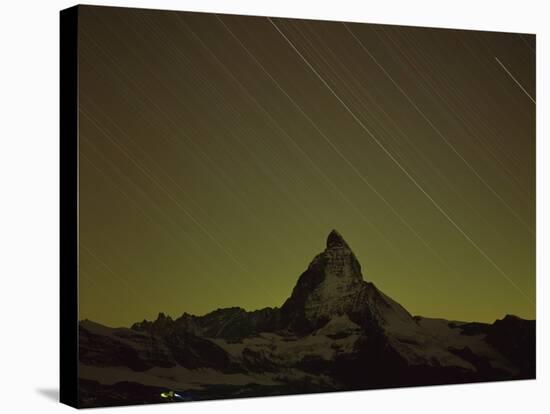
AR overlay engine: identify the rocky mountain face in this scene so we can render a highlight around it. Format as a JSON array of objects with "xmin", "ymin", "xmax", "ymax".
[{"xmin": 78, "ymin": 230, "xmax": 535, "ymax": 407}]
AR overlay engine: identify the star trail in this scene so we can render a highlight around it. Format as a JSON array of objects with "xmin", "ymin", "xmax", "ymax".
[{"xmin": 77, "ymin": 6, "xmax": 535, "ymax": 327}]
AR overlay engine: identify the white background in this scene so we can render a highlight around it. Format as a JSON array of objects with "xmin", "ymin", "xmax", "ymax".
[{"xmin": 0, "ymin": 0, "xmax": 548, "ymax": 412}]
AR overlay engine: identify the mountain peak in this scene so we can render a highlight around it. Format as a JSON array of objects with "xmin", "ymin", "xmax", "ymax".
[
  {"xmin": 280, "ymin": 229, "xmax": 367, "ymax": 333},
  {"xmin": 326, "ymin": 229, "xmax": 349, "ymax": 249}
]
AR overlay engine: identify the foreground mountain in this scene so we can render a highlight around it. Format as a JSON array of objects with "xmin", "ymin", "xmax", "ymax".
[{"xmin": 78, "ymin": 230, "xmax": 535, "ymax": 407}]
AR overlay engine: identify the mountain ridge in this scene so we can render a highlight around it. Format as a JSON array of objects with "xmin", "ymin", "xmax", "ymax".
[{"xmin": 78, "ymin": 230, "xmax": 535, "ymax": 407}]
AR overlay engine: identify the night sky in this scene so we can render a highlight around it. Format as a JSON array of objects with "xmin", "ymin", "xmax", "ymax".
[{"xmin": 77, "ymin": 6, "xmax": 535, "ymax": 327}]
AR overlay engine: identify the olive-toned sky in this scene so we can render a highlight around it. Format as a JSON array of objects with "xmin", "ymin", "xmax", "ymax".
[{"xmin": 77, "ymin": 6, "xmax": 535, "ymax": 327}]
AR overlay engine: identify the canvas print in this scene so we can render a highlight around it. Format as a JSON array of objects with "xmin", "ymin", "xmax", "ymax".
[{"xmin": 61, "ymin": 4, "xmax": 535, "ymax": 408}]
